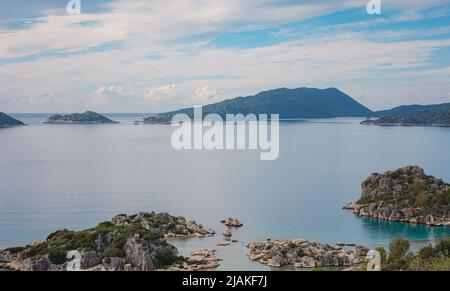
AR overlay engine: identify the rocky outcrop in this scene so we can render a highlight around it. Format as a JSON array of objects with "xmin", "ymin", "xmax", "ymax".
[
  {"xmin": 124, "ymin": 235, "xmax": 158, "ymax": 271},
  {"xmin": 0, "ymin": 113, "xmax": 25, "ymax": 128},
  {"xmin": 345, "ymin": 166, "xmax": 450, "ymax": 226},
  {"xmin": 223, "ymin": 228, "xmax": 232, "ymax": 237},
  {"xmin": 216, "ymin": 218, "xmax": 243, "ymax": 248},
  {"xmin": 44, "ymin": 111, "xmax": 118, "ymax": 124},
  {"xmin": 0, "ymin": 212, "xmax": 217, "ymax": 271},
  {"xmin": 111, "ymin": 212, "xmax": 215, "ymax": 238},
  {"xmin": 247, "ymin": 239, "xmax": 368, "ymax": 269},
  {"xmin": 168, "ymin": 249, "xmax": 220, "ymax": 271},
  {"xmin": 223, "ymin": 217, "xmax": 243, "ymax": 227}
]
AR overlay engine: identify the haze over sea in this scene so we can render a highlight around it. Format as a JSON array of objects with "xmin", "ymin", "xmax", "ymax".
[{"xmin": 1, "ymin": 113, "xmax": 449, "ymax": 270}]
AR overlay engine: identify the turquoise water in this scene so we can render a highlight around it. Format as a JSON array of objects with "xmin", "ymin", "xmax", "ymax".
[{"xmin": 0, "ymin": 114, "xmax": 449, "ymax": 270}]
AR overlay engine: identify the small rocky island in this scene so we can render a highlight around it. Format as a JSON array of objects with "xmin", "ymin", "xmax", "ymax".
[
  {"xmin": 361, "ymin": 109, "xmax": 450, "ymax": 127},
  {"xmin": 0, "ymin": 212, "xmax": 217, "ymax": 271},
  {"xmin": 247, "ymin": 239, "xmax": 368, "ymax": 269},
  {"xmin": 344, "ymin": 166, "xmax": 450, "ymax": 226},
  {"xmin": 44, "ymin": 111, "xmax": 118, "ymax": 124},
  {"xmin": 0, "ymin": 112, "xmax": 25, "ymax": 128}
]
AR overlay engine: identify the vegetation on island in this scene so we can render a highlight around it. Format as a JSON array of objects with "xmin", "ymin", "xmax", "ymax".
[
  {"xmin": 348, "ymin": 166, "xmax": 450, "ymax": 226},
  {"xmin": 2, "ymin": 221, "xmax": 181, "ymax": 270},
  {"xmin": 144, "ymin": 87, "xmax": 373, "ymax": 123},
  {"xmin": 357, "ymin": 167, "xmax": 450, "ymax": 211},
  {"xmin": 0, "ymin": 212, "xmax": 216, "ymax": 271},
  {"xmin": 44, "ymin": 111, "xmax": 118, "ymax": 124},
  {"xmin": 362, "ymin": 107, "xmax": 450, "ymax": 126},
  {"xmin": 0, "ymin": 112, "xmax": 25, "ymax": 128}
]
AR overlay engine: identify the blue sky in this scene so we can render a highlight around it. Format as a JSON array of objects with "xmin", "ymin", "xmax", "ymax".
[{"xmin": 0, "ymin": 0, "xmax": 449, "ymax": 112}]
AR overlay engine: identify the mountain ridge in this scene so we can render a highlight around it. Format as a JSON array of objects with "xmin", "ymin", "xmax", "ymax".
[
  {"xmin": 144, "ymin": 87, "xmax": 373, "ymax": 123},
  {"xmin": 374, "ymin": 103, "xmax": 450, "ymax": 117},
  {"xmin": 0, "ymin": 112, "xmax": 25, "ymax": 128},
  {"xmin": 363, "ymin": 104, "xmax": 450, "ymax": 126}
]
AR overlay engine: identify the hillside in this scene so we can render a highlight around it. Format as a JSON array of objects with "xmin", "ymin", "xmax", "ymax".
[
  {"xmin": 44, "ymin": 111, "xmax": 118, "ymax": 124},
  {"xmin": 0, "ymin": 113, "xmax": 25, "ymax": 128},
  {"xmin": 373, "ymin": 103, "xmax": 450, "ymax": 117},
  {"xmin": 362, "ymin": 108, "xmax": 450, "ymax": 126},
  {"xmin": 144, "ymin": 87, "xmax": 373, "ymax": 123}
]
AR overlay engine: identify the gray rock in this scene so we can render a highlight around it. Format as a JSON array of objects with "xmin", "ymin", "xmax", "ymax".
[
  {"xmin": 103, "ymin": 257, "xmax": 124, "ymax": 271},
  {"xmin": 125, "ymin": 235, "xmax": 155, "ymax": 271},
  {"xmin": 224, "ymin": 218, "xmax": 243, "ymax": 227},
  {"xmin": 223, "ymin": 228, "xmax": 232, "ymax": 237},
  {"xmin": 81, "ymin": 250, "xmax": 99, "ymax": 267},
  {"xmin": 354, "ymin": 246, "xmax": 369, "ymax": 257}
]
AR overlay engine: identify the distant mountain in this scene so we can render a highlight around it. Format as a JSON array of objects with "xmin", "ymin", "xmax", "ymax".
[
  {"xmin": 0, "ymin": 112, "xmax": 25, "ymax": 128},
  {"xmin": 362, "ymin": 108, "xmax": 450, "ymax": 127},
  {"xmin": 144, "ymin": 87, "xmax": 373, "ymax": 123},
  {"xmin": 373, "ymin": 103, "xmax": 450, "ymax": 117},
  {"xmin": 363, "ymin": 103, "xmax": 450, "ymax": 126},
  {"xmin": 44, "ymin": 111, "xmax": 119, "ymax": 124}
]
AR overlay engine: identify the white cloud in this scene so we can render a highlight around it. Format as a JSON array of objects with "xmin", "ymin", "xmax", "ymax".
[
  {"xmin": 0, "ymin": 1, "xmax": 350, "ymax": 59},
  {"xmin": 1, "ymin": 31, "xmax": 449, "ymax": 112},
  {"xmin": 195, "ymin": 85, "xmax": 221, "ymax": 105},
  {"xmin": 0, "ymin": 0, "xmax": 449, "ymax": 112},
  {"xmin": 95, "ymin": 84, "xmax": 129, "ymax": 103},
  {"xmin": 144, "ymin": 84, "xmax": 178, "ymax": 102}
]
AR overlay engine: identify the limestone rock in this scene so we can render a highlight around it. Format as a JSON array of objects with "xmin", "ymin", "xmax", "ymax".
[
  {"xmin": 347, "ymin": 166, "xmax": 450, "ymax": 226},
  {"xmin": 224, "ymin": 218, "xmax": 243, "ymax": 227},
  {"xmin": 247, "ymin": 239, "xmax": 367, "ymax": 269}
]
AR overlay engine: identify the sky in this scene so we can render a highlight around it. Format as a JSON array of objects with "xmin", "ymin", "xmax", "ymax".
[{"xmin": 0, "ymin": 0, "xmax": 449, "ymax": 113}]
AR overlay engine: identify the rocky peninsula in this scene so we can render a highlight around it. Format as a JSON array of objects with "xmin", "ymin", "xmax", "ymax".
[
  {"xmin": 44, "ymin": 111, "xmax": 118, "ymax": 124},
  {"xmin": 247, "ymin": 239, "xmax": 369, "ymax": 269},
  {"xmin": 361, "ymin": 108, "xmax": 450, "ymax": 127},
  {"xmin": 344, "ymin": 166, "xmax": 450, "ymax": 226},
  {"xmin": 0, "ymin": 212, "xmax": 217, "ymax": 271},
  {"xmin": 0, "ymin": 112, "xmax": 25, "ymax": 128}
]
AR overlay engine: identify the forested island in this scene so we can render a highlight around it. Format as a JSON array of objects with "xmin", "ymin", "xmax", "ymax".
[
  {"xmin": 44, "ymin": 111, "xmax": 118, "ymax": 124},
  {"xmin": 0, "ymin": 113, "xmax": 25, "ymax": 128}
]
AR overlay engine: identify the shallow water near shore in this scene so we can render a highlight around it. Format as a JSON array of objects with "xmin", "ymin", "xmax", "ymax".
[{"xmin": 1, "ymin": 114, "xmax": 449, "ymax": 270}]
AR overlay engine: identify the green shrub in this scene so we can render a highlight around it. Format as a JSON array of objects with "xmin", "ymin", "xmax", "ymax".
[
  {"xmin": 102, "ymin": 235, "xmax": 127, "ymax": 258},
  {"xmin": 48, "ymin": 249, "xmax": 68, "ymax": 264},
  {"xmin": 445, "ymin": 190, "xmax": 450, "ymax": 204},
  {"xmin": 154, "ymin": 251, "xmax": 183, "ymax": 269},
  {"xmin": 390, "ymin": 171, "xmax": 401, "ymax": 179},
  {"xmin": 375, "ymin": 247, "xmax": 387, "ymax": 264},
  {"xmin": 383, "ymin": 236, "xmax": 449, "ymax": 271},
  {"xmin": 418, "ymin": 244, "xmax": 436, "ymax": 260},
  {"xmin": 414, "ymin": 192, "xmax": 429, "ymax": 208},
  {"xmin": 357, "ymin": 196, "xmax": 376, "ymax": 204},
  {"xmin": 287, "ymin": 243, "xmax": 297, "ymax": 252},
  {"xmin": 4, "ymin": 246, "xmax": 26, "ymax": 254},
  {"xmin": 389, "ymin": 236, "xmax": 410, "ymax": 263},
  {"xmin": 46, "ymin": 229, "xmax": 69, "ymax": 241},
  {"xmin": 436, "ymin": 237, "xmax": 450, "ymax": 256}
]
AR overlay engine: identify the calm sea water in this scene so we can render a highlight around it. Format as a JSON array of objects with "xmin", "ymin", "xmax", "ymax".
[{"xmin": 1, "ymin": 113, "xmax": 449, "ymax": 270}]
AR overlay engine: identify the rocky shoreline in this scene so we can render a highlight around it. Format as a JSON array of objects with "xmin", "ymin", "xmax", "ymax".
[
  {"xmin": 247, "ymin": 239, "xmax": 369, "ymax": 269},
  {"xmin": 0, "ymin": 212, "xmax": 217, "ymax": 271},
  {"xmin": 111, "ymin": 213, "xmax": 215, "ymax": 238},
  {"xmin": 344, "ymin": 166, "xmax": 450, "ymax": 226}
]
